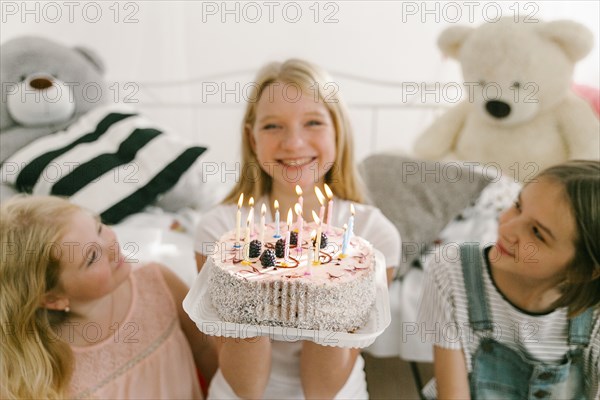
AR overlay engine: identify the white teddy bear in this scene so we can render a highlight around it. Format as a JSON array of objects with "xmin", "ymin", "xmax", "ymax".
[{"xmin": 414, "ymin": 17, "xmax": 600, "ymax": 182}]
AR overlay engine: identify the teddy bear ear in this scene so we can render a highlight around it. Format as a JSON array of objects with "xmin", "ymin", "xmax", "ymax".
[
  {"xmin": 537, "ymin": 20, "xmax": 594, "ymax": 62},
  {"xmin": 74, "ymin": 46, "xmax": 105, "ymax": 74},
  {"xmin": 438, "ymin": 26, "xmax": 473, "ymax": 59}
]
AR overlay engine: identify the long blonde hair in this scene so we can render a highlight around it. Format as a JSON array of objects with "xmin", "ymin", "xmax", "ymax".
[
  {"xmin": 223, "ymin": 59, "xmax": 366, "ymax": 204},
  {"xmin": 1, "ymin": 196, "xmax": 79, "ymax": 399}
]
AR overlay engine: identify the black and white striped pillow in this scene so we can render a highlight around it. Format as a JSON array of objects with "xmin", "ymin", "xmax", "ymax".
[{"xmin": 1, "ymin": 106, "xmax": 206, "ymax": 224}]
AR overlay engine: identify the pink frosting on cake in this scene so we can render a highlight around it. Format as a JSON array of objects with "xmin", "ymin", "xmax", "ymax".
[{"xmin": 207, "ymin": 222, "xmax": 378, "ymax": 332}]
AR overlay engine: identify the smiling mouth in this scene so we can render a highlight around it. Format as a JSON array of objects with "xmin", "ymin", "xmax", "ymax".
[
  {"xmin": 496, "ymin": 241, "xmax": 514, "ymax": 257},
  {"xmin": 277, "ymin": 157, "xmax": 316, "ymax": 167}
]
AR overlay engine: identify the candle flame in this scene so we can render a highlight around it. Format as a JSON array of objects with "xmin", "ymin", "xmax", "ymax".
[
  {"xmin": 310, "ymin": 229, "xmax": 316, "ymax": 239},
  {"xmin": 312, "ymin": 210, "xmax": 321, "ymax": 225},
  {"xmin": 237, "ymin": 193, "xmax": 244, "ymax": 208},
  {"xmin": 248, "ymin": 197, "xmax": 254, "ymax": 207},
  {"xmin": 294, "ymin": 203, "xmax": 303, "ymax": 216},
  {"xmin": 274, "ymin": 199, "xmax": 279, "ymax": 210},
  {"xmin": 261, "ymin": 203, "xmax": 267, "ymax": 215},
  {"xmin": 295, "ymin": 185, "xmax": 303, "ymax": 196},
  {"xmin": 246, "ymin": 212, "xmax": 252, "ymax": 224},
  {"xmin": 287, "ymin": 208, "xmax": 293, "ymax": 226},
  {"xmin": 324, "ymin": 183, "xmax": 333, "ymax": 199},
  {"xmin": 343, "ymin": 223, "xmax": 348, "ymax": 231},
  {"xmin": 350, "ymin": 203, "xmax": 355, "ymax": 216},
  {"xmin": 314, "ymin": 186, "xmax": 325, "ymax": 205}
]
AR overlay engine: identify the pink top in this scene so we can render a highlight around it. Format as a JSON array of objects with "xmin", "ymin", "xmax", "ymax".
[{"xmin": 69, "ymin": 264, "xmax": 202, "ymax": 399}]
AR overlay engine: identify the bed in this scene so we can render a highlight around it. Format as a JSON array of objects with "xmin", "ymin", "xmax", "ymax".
[{"xmin": 0, "ymin": 68, "xmax": 520, "ymax": 369}]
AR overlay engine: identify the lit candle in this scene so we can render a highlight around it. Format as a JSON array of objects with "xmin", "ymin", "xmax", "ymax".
[
  {"xmin": 274, "ymin": 200, "xmax": 281, "ymax": 238},
  {"xmin": 348, "ymin": 203, "xmax": 355, "ymax": 239},
  {"xmin": 294, "ymin": 203, "xmax": 303, "ymax": 254},
  {"xmin": 285, "ymin": 208, "xmax": 293, "ymax": 261},
  {"xmin": 324, "ymin": 183, "xmax": 334, "ymax": 234},
  {"xmin": 295, "ymin": 185, "xmax": 303, "ymax": 208},
  {"xmin": 243, "ymin": 213, "xmax": 251, "ymax": 263},
  {"xmin": 307, "ymin": 230, "xmax": 316, "ymax": 274},
  {"xmin": 315, "ymin": 186, "xmax": 326, "ymax": 222},
  {"xmin": 248, "ymin": 197, "xmax": 255, "ymax": 237},
  {"xmin": 312, "ymin": 211, "xmax": 322, "ymax": 264},
  {"xmin": 235, "ymin": 193, "xmax": 244, "ymax": 247},
  {"xmin": 259, "ymin": 203, "xmax": 266, "ymax": 246},
  {"xmin": 341, "ymin": 223, "xmax": 349, "ymax": 255}
]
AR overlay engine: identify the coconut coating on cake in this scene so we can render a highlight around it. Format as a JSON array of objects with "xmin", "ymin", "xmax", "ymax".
[{"xmin": 207, "ymin": 223, "xmax": 377, "ymax": 332}]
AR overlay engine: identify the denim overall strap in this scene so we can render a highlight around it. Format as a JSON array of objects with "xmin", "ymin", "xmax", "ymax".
[
  {"xmin": 569, "ymin": 307, "xmax": 594, "ymax": 346},
  {"xmin": 460, "ymin": 243, "xmax": 493, "ymax": 332}
]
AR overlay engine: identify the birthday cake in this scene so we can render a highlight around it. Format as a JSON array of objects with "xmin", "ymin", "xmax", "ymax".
[{"xmin": 207, "ymin": 222, "xmax": 377, "ymax": 332}]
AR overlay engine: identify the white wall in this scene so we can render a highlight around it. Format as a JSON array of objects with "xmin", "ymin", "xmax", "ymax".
[{"xmin": 2, "ymin": 1, "xmax": 599, "ymax": 169}]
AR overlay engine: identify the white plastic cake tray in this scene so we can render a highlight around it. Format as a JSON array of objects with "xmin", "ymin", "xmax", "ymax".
[{"xmin": 183, "ymin": 250, "xmax": 391, "ymax": 349}]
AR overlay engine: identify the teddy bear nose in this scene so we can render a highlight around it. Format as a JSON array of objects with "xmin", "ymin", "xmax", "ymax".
[
  {"xmin": 29, "ymin": 77, "xmax": 54, "ymax": 90},
  {"xmin": 485, "ymin": 100, "xmax": 511, "ymax": 119}
]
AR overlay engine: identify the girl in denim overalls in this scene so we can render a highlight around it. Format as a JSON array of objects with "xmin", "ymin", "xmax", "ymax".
[{"xmin": 419, "ymin": 160, "xmax": 600, "ymax": 399}]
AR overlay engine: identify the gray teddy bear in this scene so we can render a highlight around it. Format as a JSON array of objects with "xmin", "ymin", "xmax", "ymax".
[{"xmin": 1, "ymin": 36, "xmax": 107, "ymax": 164}]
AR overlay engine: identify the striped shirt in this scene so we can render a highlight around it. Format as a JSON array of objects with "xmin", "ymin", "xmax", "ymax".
[{"xmin": 418, "ymin": 245, "xmax": 600, "ymax": 398}]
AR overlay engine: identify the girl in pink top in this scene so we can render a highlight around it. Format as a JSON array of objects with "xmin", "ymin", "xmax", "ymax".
[{"xmin": 1, "ymin": 196, "xmax": 216, "ymax": 399}]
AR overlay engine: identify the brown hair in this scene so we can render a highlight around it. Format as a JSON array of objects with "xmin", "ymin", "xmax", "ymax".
[
  {"xmin": 539, "ymin": 160, "xmax": 600, "ymax": 316},
  {"xmin": 1, "ymin": 195, "xmax": 79, "ymax": 399},
  {"xmin": 222, "ymin": 58, "xmax": 365, "ymax": 204}
]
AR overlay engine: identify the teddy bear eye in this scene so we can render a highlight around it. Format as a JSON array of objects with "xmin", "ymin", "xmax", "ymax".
[
  {"xmin": 478, "ymin": 80, "xmax": 486, "ymax": 86},
  {"xmin": 19, "ymin": 74, "xmax": 27, "ymax": 82},
  {"xmin": 512, "ymin": 81, "xmax": 521, "ymax": 89}
]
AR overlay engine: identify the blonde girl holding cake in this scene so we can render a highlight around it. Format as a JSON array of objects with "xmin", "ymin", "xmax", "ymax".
[
  {"xmin": 194, "ymin": 59, "xmax": 401, "ymax": 399},
  {"xmin": 1, "ymin": 195, "xmax": 216, "ymax": 399}
]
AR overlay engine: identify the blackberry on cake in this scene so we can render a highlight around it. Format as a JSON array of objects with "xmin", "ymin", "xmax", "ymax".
[
  {"xmin": 249, "ymin": 240, "xmax": 262, "ymax": 258},
  {"xmin": 260, "ymin": 249, "xmax": 276, "ymax": 267},
  {"xmin": 275, "ymin": 238, "xmax": 285, "ymax": 258},
  {"xmin": 290, "ymin": 231, "xmax": 298, "ymax": 246},
  {"xmin": 312, "ymin": 232, "xmax": 328, "ymax": 249}
]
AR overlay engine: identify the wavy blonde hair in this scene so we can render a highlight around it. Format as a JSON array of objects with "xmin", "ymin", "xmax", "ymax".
[
  {"xmin": 1, "ymin": 196, "xmax": 79, "ymax": 399},
  {"xmin": 222, "ymin": 58, "xmax": 365, "ymax": 204}
]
